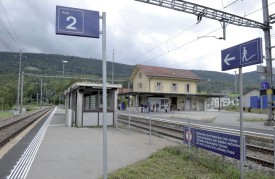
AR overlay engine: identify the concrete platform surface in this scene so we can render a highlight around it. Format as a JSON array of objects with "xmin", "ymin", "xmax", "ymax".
[{"xmin": 21, "ymin": 107, "xmax": 175, "ymax": 179}]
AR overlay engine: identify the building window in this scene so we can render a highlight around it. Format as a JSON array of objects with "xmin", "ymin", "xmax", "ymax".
[
  {"xmin": 186, "ymin": 84, "xmax": 191, "ymax": 93},
  {"xmin": 139, "ymin": 72, "xmax": 142, "ymax": 79},
  {"xmin": 155, "ymin": 82, "xmax": 162, "ymax": 92},
  {"xmin": 138, "ymin": 82, "xmax": 142, "ymax": 89},
  {"xmin": 171, "ymin": 83, "xmax": 178, "ymax": 92}
]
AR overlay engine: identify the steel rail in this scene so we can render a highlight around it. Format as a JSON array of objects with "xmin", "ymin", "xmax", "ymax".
[
  {"xmin": 0, "ymin": 106, "xmax": 54, "ymax": 148},
  {"xmin": 246, "ymin": 155, "xmax": 274, "ymax": 168},
  {"xmin": 118, "ymin": 113, "xmax": 273, "ymax": 139},
  {"xmin": 118, "ymin": 113, "xmax": 275, "ymax": 168}
]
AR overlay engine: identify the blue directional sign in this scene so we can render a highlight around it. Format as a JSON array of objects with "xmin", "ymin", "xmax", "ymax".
[
  {"xmin": 221, "ymin": 38, "xmax": 263, "ymax": 71},
  {"xmin": 261, "ymin": 81, "xmax": 270, "ymax": 90},
  {"xmin": 56, "ymin": 6, "xmax": 99, "ymax": 38}
]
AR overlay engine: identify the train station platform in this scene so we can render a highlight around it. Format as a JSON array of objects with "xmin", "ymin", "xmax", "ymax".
[{"xmin": 2, "ymin": 107, "xmax": 176, "ymax": 179}]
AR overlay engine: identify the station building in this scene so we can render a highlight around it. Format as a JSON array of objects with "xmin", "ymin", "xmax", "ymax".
[
  {"xmin": 64, "ymin": 82, "xmax": 122, "ymax": 127},
  {"xmin": 119, "ymin": 64, "xmax": 224, "ymax": 112}
]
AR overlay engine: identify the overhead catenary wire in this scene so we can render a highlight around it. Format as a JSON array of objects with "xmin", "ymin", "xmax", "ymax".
[
  {"xmin": 0, "ymin": 36, "xmax": 12, "ymax": 51},
  {"xmin": 0, "ymin": 18, "xmax": 20, "ymax": 52},
  {"xmin": 136, "ymin": 0, "xmax": 275, "ymax": 67},
  {"xmin": 142, "ymin": 27, "xmax": 222, "ymax": 65},
  {"xmin": 0, "ymin": 1, "xmax": 24, "ymax": 52},
  {"xmin": 130, "ymin": 0, "xmax": 242, "ymax": 64}
]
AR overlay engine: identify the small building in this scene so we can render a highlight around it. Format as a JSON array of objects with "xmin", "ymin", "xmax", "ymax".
[
  {"xmin": 244, "ymin": 89, "xmax": 260, "ymax": 108},
  {"xmin": 64, "ymin": 82, "xmax": 122, "ymax": 127},
  {"xmin": 119, "ymin": 64, "xmax": 224, "ymax": 112}
]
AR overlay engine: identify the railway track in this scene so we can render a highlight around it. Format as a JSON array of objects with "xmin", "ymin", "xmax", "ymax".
[
  {"xmin": 117, "ymin": 113, "xmax": 275, "ymax": 168},
  {"xmin": 0, "ymin": 106, "xmax": 54, "ymax": 149}
]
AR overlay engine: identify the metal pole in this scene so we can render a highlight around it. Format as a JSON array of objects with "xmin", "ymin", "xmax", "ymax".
[
  {"xmin": 235, "ymin": 71, "xmax": 237, "ymax": 93},
  {"xmin": 274, "ymin": 126, "xmax": 275, "ymax": 177},
  {"xmin": 149, "ymin": 110, "xmax": 152, "ymax": 144},
  {"xmin": 235, "ymin": 71, "xmax": 238, "ymax": 107},
  {"xmin": 63, "ymin": 62, "xmax": 64, "ymax": 76},
  {"xmin": 40, "ymin": 79, "xmax": 43, "ymax": 106},
  {"xmin": 188, "ymin": 117, "xmax": 190, "ymax": 159},
  {"xmin": 128, "ymin": 109, "xmax": 131, "ymax": 135},
  {"xmin": 101, "ymin": 12, "xmax": 108, "ymax": 179},
  {"xmin": 112, "ymin": 48, "xmax": 114, "ymax": 84},
  {"xmin": 222, "ymin": 21, "xmax": 226, "ymax": 40},
  {"xmin": 20, "ymin": 72, "xmax": 24, "ymax": 113},
  {"xmin": 260, "ymin": 75, "xmax": 263, "ymax": 113},
  {"xmin": 17, "ymin": 50, "xmax": 22, "ymax": 113},
  {"xmin": 239, "ymin": 67, "xmax": 244, "ymax": 179},
  {"xmin": 262, "ymin": 0, "xmax": 273, "ymax": 125}
]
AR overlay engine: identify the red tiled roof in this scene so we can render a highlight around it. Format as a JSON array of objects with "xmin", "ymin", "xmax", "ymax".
[{"xmin": 136, "ymin": 64, "xmax": 200, "ymax": 80}]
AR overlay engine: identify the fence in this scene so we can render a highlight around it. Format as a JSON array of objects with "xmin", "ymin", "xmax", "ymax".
[{"xmin": 117, "ymin": 109, "xmax": 274, "ymax": 178}]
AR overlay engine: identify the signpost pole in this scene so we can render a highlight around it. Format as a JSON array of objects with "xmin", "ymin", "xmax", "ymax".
[
  {"xmin": 101, "ymin": 12, "xmax": 108, "ymax": 179},
  {"xmin": 188, "ymin": 118, "xmax": 190, "ymax": 159},
  {"xmin": 239, "ymin": 67, "xmax": 244, "ymax": 179},
  {"xmin": 128, "ymin": 109, "xmax": 131, "ymax": 135},
  {"xmin": 149, "ymin": 110, "xmax": 152, "ymax": 144}
]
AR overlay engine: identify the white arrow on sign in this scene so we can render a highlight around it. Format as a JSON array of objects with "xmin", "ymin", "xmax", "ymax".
[{"xmin": 224, "ymin": 54, "xmax": 235, "ymax": 65}]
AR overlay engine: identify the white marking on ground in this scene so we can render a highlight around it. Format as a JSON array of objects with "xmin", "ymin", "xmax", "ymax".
[{"xmin": 7, "ymin": 107, "xmax": 57, "ymax": 179}]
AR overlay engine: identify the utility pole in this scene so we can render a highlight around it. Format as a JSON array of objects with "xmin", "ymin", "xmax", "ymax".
[
  {"xmin": 14, "ymin": 51, "xmax": 27, "ymax": 114},
  {"xmin": 37, "ymin": 93, "xmax": 39, "ymax": 106},
  {"xmin": 40, "ymin": 79, "xmax": 43, "ymax": 106},
  {"xmin": 16, "ymin": 51, "xmax": 22, "ymax": 113},
  {"xmin": 112, "ymin": 48, "xmax": 114, "ymax": 84},
  {"xmin": 20, "ymin": 71, "xmax": 24, "ymax": 113},
  {"xmin": 262, "ymin": 0, "xmax": 274, "ymax": 125}
]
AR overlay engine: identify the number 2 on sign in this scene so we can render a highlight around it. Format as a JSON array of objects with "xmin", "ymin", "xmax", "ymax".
[{"xmin": 66, "ymin": 16, "xmax": 76, "ymax": 30}]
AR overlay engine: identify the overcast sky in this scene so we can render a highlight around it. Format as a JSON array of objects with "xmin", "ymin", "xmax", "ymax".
[{"xmin": 0, "ymin": 0, "xmax": 274, "ymax": 74}]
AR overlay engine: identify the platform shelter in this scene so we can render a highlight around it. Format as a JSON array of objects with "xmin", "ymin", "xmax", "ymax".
[{"xmin": 64, "ymin": 82, "xmax": 122, "ymax": 127}]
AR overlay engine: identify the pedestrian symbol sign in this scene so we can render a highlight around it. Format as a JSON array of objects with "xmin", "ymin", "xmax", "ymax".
[{"xmin": 221, "ymin": 38, "xmax": 263, "ymax": 71}]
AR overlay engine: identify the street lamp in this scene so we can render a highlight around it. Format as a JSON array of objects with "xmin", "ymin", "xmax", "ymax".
[
  {"xmin": 62, "ymin": 60, "xmax": 68, "ymax": 77},
  {"xmin": 208, "ymin": 79, "xmax": 211, "ymax": 94}
]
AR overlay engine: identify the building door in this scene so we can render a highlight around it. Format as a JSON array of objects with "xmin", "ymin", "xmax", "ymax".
[
  {"xmin": 185, "ymin": 98, "xmax": 191, "ymax": 111},
  {"xmin": 199, "ymin": 100, "xmax": 204, "ymax": 111},
  {"xmin": 171, "ymin": 97, "xmax": 177, "ymax": 111}
]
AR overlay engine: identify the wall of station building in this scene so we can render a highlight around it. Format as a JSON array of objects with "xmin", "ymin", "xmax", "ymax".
[{"xmin": 127, "ymin": 95, "xmax": 208, "ymax": 112}]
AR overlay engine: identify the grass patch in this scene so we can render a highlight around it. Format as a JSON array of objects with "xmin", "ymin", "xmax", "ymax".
[
  {"xmin": 224, "ymin": 106, "xmax": 268, "ymax": 114},
  {"xmin": 106, "ymin": 146, "xmax": 272, "ymax": 179},
  {"xmin": 25, "ymin": 105, "xmax": 40, "ymax": 111},
  {"xmin": 238, "ymin": 117, "xmax": 266, "ymax": 122},
  {"xmin": 0, "ymin": 111, "xmax": 13, "ymax": 120}
]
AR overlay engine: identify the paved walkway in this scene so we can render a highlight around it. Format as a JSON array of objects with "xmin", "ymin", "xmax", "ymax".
[{"xmin": 4, "ymin": 107, "xmax": 176, "ymax": 179}]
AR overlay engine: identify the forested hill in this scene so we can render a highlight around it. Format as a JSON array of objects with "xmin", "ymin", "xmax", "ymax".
[
  {"xmin": 0, "ymin": 52, "xmax": 260, "ymax": 102},
  {"xmin": 0, "ymin": 52, "xmax": 134, "ymax": 78}
]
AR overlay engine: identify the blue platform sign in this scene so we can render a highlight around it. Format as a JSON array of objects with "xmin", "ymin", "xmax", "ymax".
[
  {"xmin": 261, "ymin": 81, "xmax": 270, "ymax": 90},
  {"xmin": 56, "ymin": 6, "xmax": 100, "ymax": 38},
  {"xmin": 221, "ymin": 38, "xmax": 263, "ymax": 71},
  {"xmin": 183, "ymin": 127, "xmax": 246, "ymax": 160}
]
